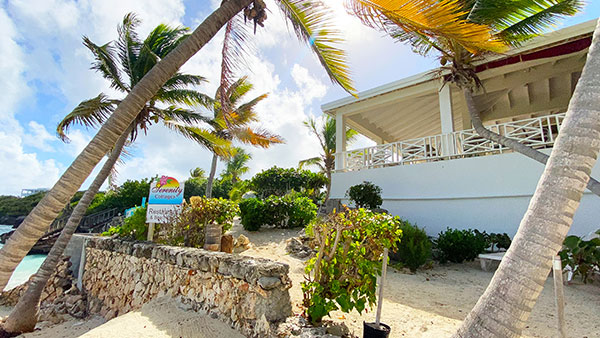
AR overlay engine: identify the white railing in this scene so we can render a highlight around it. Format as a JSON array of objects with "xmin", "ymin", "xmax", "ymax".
[{"xmin": 337, "ymin": 113, "xmax": 566, "ymax": 171}]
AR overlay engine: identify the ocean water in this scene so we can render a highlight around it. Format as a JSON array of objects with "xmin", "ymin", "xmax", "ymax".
[{"xmin": 0, "ymin": 225, "xmax": 47, "ymax": 291}]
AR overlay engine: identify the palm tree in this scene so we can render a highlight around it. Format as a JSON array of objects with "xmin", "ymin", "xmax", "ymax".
[
  {"xmin": 0, "ymin": 15, "xmax": 231, "ymax": 334},
  {"xmin": 190, "ymin": 167, "xmax": 207, "ymax": 180},
  {"xmin": 222, "ymin": 147, "xmax": 252, "ymax": 184},
  {"xmin": 177, "ymin": 77, "xmax": 284, "ymax": 198},
  {"xmin": 299, "ymin": 116, "xmax": 357, "ymax": 200},
  {"xmin": 0, "ymin": 0, "xmax": 494, "ymax": 296},
  {"xmin": 350, "ymin": 1, "xmax": 600, "ymax": 195},
  {"xmin": 454, "ymin": 19, "xmax": 600, "ymax": 337}
]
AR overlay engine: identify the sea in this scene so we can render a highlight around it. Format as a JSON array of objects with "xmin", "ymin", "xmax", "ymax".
[{"xmin": 0, "ymin": 225, "xmax": 46, "ymax": 291}]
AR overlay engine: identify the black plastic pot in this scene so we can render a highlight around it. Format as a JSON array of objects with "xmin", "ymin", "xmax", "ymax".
[{"xmin": 363, "ymin": 322, "xmax": 391, "ymax": 338}]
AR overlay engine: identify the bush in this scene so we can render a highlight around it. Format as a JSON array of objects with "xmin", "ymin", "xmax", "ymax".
[
  {"xmin": 434, "ymin": 228, "xmax": 487, "ymax": 263},
  {"xmin": 559, "ymin": 231, "xmax": 600, "ymax": 283},
  {"xmin": 159, "ymin": 196, "xmax": 239, "ymax": 248},
  {"xmin": 390, "ymin": 221, "xmax": 431, "ymax": 272},
  {"xmin": 346, "ymin": 181, "xmax": 383, "ymax": 209},
  {"xmin": 239, "ymin": 194, "xmax": 318, "ymax": 231},
  {"xmin": 250, "ymin": 166, "xmax": 327, "ymax": 199},
  {"xmin": 239, "ymin": 198, "xmax": 264, "ymax": 231},
  {"xmin": 484, "ymin": 232, "xmax": 512, "ymax": 252},
  {"xmin": 88, "ymin": 178, "xmax": 151, "ymax": 214},
  {"xmin": 102, "ymin": 206, "xmax": 148, "ymax": 241},
  {"xmin": 302, "ymin": 208, "xmax": 403, "ymax": 323}
]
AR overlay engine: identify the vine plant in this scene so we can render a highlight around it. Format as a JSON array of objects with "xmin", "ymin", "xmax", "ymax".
[{"xmin": 302, "ymin": 208, "xmax": 403, "ymax": 323}]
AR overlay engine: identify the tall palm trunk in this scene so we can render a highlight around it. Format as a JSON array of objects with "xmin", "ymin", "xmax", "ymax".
[
  {"xmin": 463, "ymin": 88, "xmax": 600, "ymax": 196},
  {"xmin": 454, "ymin": 19, "xmax": 600, "ymax": 337},
  {"xmin": 205, "ymin": 153, "xmax": 219, "ymax": 198},
  {"xmin": 1, "ymin": 130, "xmax": 129, "ymax": 334},
  {"xmin": 0, "ymin": 0, "xmax": 253, "ymax": 291}
]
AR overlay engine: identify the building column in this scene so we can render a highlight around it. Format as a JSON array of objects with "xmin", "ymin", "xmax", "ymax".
[
  {"xmin": 335, "ymin": 111, "xmax": 346, "ymax": 171},
  {"xmin": 439, "ymin": 83, "xmax": 455, "ymax": 156}
]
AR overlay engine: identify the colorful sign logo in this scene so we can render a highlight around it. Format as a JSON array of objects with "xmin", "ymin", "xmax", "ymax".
[{"xmin": 148, "ymin": 176, "xmax": 185, "ymax": 205}]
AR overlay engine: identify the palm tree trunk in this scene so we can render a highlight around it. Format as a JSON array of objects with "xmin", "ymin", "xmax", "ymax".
[
  {"xmin": 0, "ymin": 0, "xmax": 252, "ymax": 291},
  {"xmin": 463, "ymin": 88, "xmax": 600, "ymax": 196},
  {"xmin": 454, "ymin": 19, "xmax": 600, "ymax": 337},
  {"xmin": 324, "ymin": 170, "xmax": 332, "ymax": 202},
  {"xmin": 1, "ymin": 130, "xmax": 129, "ymax": 334},
  {"xmin": 205, "ymin": 153, "xmax": 218, "ymax": 198}
]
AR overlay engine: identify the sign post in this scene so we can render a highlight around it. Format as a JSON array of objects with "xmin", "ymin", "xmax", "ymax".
[{"xmin": 146, "ymin": 175, "xmax": 184, "ymax": 241}]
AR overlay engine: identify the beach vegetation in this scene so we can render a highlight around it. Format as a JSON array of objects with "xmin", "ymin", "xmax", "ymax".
[
  {"xmin": 346, "ymin": 181, "xmax": 383, "ymax": 210},
  {"xmin": 390, "ymin": 221, "xmax": 432, "ymax": 272},
  {"xmin": 434, "ymin": 228, "xmax": 487, "ymax": 264},
  {"xmin": 250, "ymin": 166, "xmax": 327, "ymax": 201},
  {"xmin": 559, "ymin": 230, "xmax": 600, "ymax": 283},
  {"xmin": 239, "ymin": 193, "xmax": 317, "ymax": 231},
  {"xmin": 302, "ymin": 208, "xmax": 402, "ymax": 323}
]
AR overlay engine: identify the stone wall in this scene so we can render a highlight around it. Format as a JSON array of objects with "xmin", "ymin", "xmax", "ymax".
[{"xmin": 82, "ymin": 237, "xmax": 292, "ymax": 337}]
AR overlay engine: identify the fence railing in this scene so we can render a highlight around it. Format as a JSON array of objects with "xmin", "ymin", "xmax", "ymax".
[{"xmin": 336, "ymin": 113, "xmax": 566, "ymax": 171}]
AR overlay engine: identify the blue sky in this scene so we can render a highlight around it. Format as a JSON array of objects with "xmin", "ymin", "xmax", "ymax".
[{"xmin": 0, "ymin": 0, "xmax": 598, "ymax": 196}]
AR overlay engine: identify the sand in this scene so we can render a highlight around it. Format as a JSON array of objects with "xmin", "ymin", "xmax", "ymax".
[
  {"xmin": 4, "ymin": 221, "xmax": 599, "ymax": 337},
  {"xmin": 230, "ymin": 223, "xmax": 600, "ymax": 338}
]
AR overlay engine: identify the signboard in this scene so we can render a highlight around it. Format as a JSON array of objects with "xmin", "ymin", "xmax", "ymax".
[
  {"xmin": 146, "ymin": 176, "xmax": 185, "ymax": 225},
  {"xmin": 148, "ymin": 176, "xmax": 184, "ymax": 205},
  {"xmin": 146, "ymin": 204, "xmax": 182, "ymax": 223}
]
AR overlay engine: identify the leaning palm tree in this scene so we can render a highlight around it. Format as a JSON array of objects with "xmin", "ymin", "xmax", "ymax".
[
  {"xmin": 0, "ymin": 0, "xmax": 497, "ymax": 297},
  {"xmin": 299, "ymin": 116, "xmax": 357, "ymax": 200},
  {"xmin": 454, "ymin": 19, "xmax": 600, "ymax": 337},
  {"xmin": 350, "ymin": 0, "xmax": 600, "ymax": 195},
  {"xmin": 0, "ymin": 14, "xmax": 232, "ymax": 334}
]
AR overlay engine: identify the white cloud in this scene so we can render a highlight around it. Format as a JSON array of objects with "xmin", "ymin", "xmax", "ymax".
[{"xmin": 22, "ymin": 121, "xmax": 57, "ymax": 152}]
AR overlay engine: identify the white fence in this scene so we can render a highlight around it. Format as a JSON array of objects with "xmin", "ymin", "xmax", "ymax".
[{"xmin": 337, "ymin": 113, "xmax": 566, "ymax": 171}]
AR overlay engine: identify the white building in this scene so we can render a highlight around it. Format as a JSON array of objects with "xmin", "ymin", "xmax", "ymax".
[{"xmin": 322, "ymin": 19, "xmax": 599, "ymax": 237}]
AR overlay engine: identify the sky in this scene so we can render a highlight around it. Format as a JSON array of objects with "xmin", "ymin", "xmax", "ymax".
[{"xmin": 0, "ymin": 0, "xmax": 598, "ymax": 196}]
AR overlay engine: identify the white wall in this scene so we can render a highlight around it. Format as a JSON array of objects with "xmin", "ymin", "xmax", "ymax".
[{"xmin": 330, "ymin": 150, "xmax": 600, "ymax": 237}]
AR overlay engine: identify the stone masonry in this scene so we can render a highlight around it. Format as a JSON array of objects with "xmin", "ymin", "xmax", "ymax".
[{"xmin": 82, "ymin": 237, "xmax": 293, "ymax": 337}]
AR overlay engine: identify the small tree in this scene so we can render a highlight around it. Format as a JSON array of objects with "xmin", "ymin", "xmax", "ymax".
[{"xmin": 346, "ymin": 181, "xmax": 383, "ymax": 209}]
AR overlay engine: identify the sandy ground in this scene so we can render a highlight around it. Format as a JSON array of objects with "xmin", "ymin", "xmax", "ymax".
[
  {"xmin": 230, "ymin": 223, "xmax": 600, "ymax": 338},
  {"xmin": 4, "ymin": 221, "xmax": 598, "ymax": 337}
]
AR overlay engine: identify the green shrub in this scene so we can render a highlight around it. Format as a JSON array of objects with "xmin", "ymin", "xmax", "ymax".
[
  {"xmin": 239, "ymin": 194, "xmax": 317, "ymax": 231},
  {"xmin": 559, "ymin": 231, "xmax": 600, "ymax": 283},
  {"xmin": 102, "ymin": 206, "xmax": 148, "ymax": 241},
  {"xmin": 346, "ymin": 181, "xmax": 383, "ymax": 209},
  {"xmin": 390, "ymin": 221, "xmax": 432, "ymax": 272},
  {"xmin": 239, "ymin": 198, "xmax": 264, "ymax": 231},
  {"xmin": 250, "ymin": 166, "xmax": 327, "ymax": 199},
  {"xmin": 302, "ymin": 209, "xmax": 403, "ymax": 323},
  {"xmin": 484, "ymin": 232, "xmax": 512, "ymax": 252},
  {"xmin": 159, "ymin": 196, "xmax": 239, "ymax": 247},
  {"xmin": 434, "ymin": 228, "xmax": 487, "ymax": 263},
  {"xmin": 88, "ymin": 178, "xmax": 151, "ymax": 214}
]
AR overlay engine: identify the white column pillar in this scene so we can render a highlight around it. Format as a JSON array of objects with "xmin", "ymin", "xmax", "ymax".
[
  {"xmin": 439, "ymin": 83, "xmax": 455, "ymax": 156},
  {"xmin": 335, "ymin": 111, "xmax": 346, "ymax": 171}
]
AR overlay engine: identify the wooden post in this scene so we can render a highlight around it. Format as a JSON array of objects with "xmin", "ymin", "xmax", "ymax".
[
  {"xmin": 552, "ymin": 255, "xmax": 567, "ymax": 338},
  {"xmin": 375, "ymin": 248, "xmax": 388, "ymax": 326},
  {"xmin": 147, "ymin": 222, "xmax": 155, "ymax": 241}
]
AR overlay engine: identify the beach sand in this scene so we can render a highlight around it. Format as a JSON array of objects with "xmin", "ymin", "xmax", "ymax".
[{"xmin": 4, "ymin": 221, "xmax": 599, "ymax": 337}]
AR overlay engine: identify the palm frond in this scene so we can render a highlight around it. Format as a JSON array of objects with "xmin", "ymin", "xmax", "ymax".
[
  {"xmin": 278, "ymin": 0, "xmax": 356, "ymax": 95},
  {"xmin": 117, "ymin": 12, "xmax": 142, "ymax": 86},
  {"xmin": 299, "ymin": 156, "xmax": 324, "ymax": 170},
  {"xmin": 155, "ymin": 106, "xmax": 211, "ymax": 126},
  {"xmin": 231, "ymin": 127, "xmax": 285, "ymax": 148},
  {"xmin": 137, "ymin": 23, "xmax": 190, "ymax": 77},
  {"xmin": 347, "ymin": 0, "xmax": 506, "ymax": 54},
  {"xmin": 157, "ymin": 89, "xmax": 214, "ymax": 107},
  {"xmin": 220, "ymin": 16, "xmax": 254, "ymax": 112},
  {"xmin": 162, "ymin": 73, "xmax": 207, "ymax": 90},
  {"xmin": 231, "ymin": 93, "xmax": 268, "ymax": 125},
  {"xmin": 57, "ymin": 94, "xmax": 118, "ymax": 142},
  {"xmin": 166, "ymin": 123, "xmax": 235, "ymax": 158},
  {"xmin": 82, "ymin": 37, "xmax": 128, "ymax": 92}
]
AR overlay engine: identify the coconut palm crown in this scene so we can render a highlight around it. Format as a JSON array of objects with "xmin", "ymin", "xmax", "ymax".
[{"xmin": 56, "ymin": 13, "xmax": 229, "ymax": 155}]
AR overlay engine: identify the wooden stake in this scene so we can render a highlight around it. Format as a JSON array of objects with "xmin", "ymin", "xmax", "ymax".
[
  {"xmin": 147, "ymin": 222, "xmax": 155, "ymax": 241},
  {"xmin": 552, "ymin": 255, "xmax": 567, "ymax": 338},
  {"xmin": 375, "ymin": 247, "xmax": 388, "ymax": 326}
]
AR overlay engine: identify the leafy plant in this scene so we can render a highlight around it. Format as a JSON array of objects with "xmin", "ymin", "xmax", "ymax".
[
  {"xmin": 434, "ymin": 228, "xmax": 487, "ymax": 263},
  {"xmin": 559, "ymin": 231, "xmax": 600, "ymax": 283},
  {"xmin": 239, "ymin": 194, "xmax": 317, "ymax": 231},
  {"xmin": 390, "ymin": 221, "xmax": 431, "ymax": 272},
  {"xmin": 159, "ymin": 196, "xmax": 238, "ymax": 248},
  {"xmin": 239, "ymin": 198, "xmax": 265, "ymax": 231},
  {"xmin": 302, "ymin": 208, "xmax": 403, "ymax": 323},
  {"xmin": 484, "ymin": 232, "xmax": 512, "ymax": 252},
  {"xmin": 346, "ymin": 181, "xmax": 383, "ymax": 209},
  {"xmin": 87, "ymin": 178, "xmax": 152, "ymax": 214},
  {"xmin": 102, "ymin": 206, "xmax": 148, "ymax": 241},
  {"xmin": 250, "ymin": 166, "xmax": 327, "ymax": 199}
]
